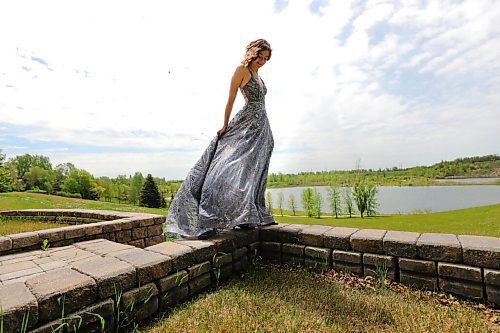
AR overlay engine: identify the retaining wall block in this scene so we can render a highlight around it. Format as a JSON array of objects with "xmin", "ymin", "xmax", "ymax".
[
  {"xmin": 132, "ymin": 226, "xmax": 148, "ymax": 240},
  {"xmin": 383, "ymin": 231, "xmax": 420, "ymax": 258},
  {"xmin": 260, "ymin": 241, "xmax": 282, "ymax": 264},
  {"xmin": 259, "ymin": 223, "xmax": 286, "ymax": 242},
  {"xmin": 147, "ymin": 224, "xmax": 164, "ymax": 237},
  {"xmin": 210, "ymin": 232, "xmax": 240, "ymax": 253},
  {"xmin": 121, "ymin": 283, "xmax": 159, "ymax": 323},
  {"xmin": 159, "ymin": 284, "xmax": 189, "ymax": 311},
  {"xmin": 212, "ymin": 252, "xmax": 233, "ymax": 281},
  {"xmin": 299, "ymin": 225, "xmax": 334, "ymax": 247},
  {"xmin": 71, "ymin": 256, "xmax": 137, "ymax": 299},
  {"xmin": 363, "ymin": 253, "xmax": 396, "ymax": 280},
  {"xmin": 304, "ymin": 246, "xmax": 331, "ymax": 271},
  {"xmin": 0, "ymin": 282, "xmax": 38, "ymax": 332},
  {"xmin": 128, "ymin": 239, "xmax": 145, "ymax": 248},
  {"xmin": 399, "ymin": 258, "xmax": 437, "ymax": 290},
  {"xmin": 0, "ymin": 236, "xmax": 13, "ymax": 252},
  {"xmin": 188, "ymin": 261, "xmax": 211, "ymax": 279},
  {"xmin": 416, "ymin": 233, "xmax": 462, "ymax": 263},
  {"xmin": 188, "ymin": 272, "xmax": 212, "ymax": 295},
  {"xmin": 115, "ymin": 230, "xmax": 132, "ymax": 243},
  {"xmin": 233, "ymin": 255, "xmax": 249, "ymax": 272},
  {"xmin": 438, "ymin": 262, "xmax": 484, "ymax": 300},
  {"xmin": 146, "ymin": 241, "xmax": 195, "ymax": 271},
  {"xmin": 484, "ymin": 269, "xmax": 500, "ymax": 305},
  {"xmin": 350, "ymin": 229, "xmax": 387, "ymax": 254},
  {"xmin": 10, "ymin": 232, "xmax": 39, "ymax": 250},
  {"xmin": 36, "ymin": 229, "xmax": 65, "ymax": 243},
  {"xmin": 99, "ymin": 220, "xmax": 123, "ymax": 233},
  {"xmin": 232, "ymin": 246, "xmax": 248, "ymax": 260},
  {"xmin": 323, "ymin": 227, "xmax": 358, "ymax": 250},
  {"xmin": 63, "ymin": 298, "xmax": 114, "ymax": 333},
  {"xmin": 248, "ymin": 242, "xmax": 260, "ymax": 259},
  {"xmin": 282, "ymin": 243, "xmax": 305, "ymax": 265},
  {"xmin": 224, "ymin": 230, "xmax": 252, "ymax": 248},
  {"xmin": 174, "ymin": 239, "xmax": 217, "ymax": 263},
  {"xmin": 26, "ymin": 268, "xmax": 97, "ymax": 323},
  {"xmin": 157, "ymin": 270, "xmax": 189, "ymax": 293},
  {"xmin": 145, "ymin": 235, "xmax": 165, "ymax": 247},
  {"xmin": 278, "ymin": 224, "xmax": 308, "ymax": 244},
  {"xmin": 332, "ymin": 250, "xmax": 363, "ymax": 275},
  {"xmin": 458, "ymin": 235, "xmax": 500, "ymax": 270}
]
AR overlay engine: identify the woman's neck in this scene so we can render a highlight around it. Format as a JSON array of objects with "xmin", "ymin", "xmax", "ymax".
[{"xmin": 249, "ymin": 64, "xmax": 259, "ymax": 74}]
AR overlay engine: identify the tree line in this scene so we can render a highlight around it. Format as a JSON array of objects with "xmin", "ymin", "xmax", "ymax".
[
  {"xmin": 0, "ymin": 151, "xmax": 181, "ymax": 208},
  {"xmin": 267, "ymin": 154, "xmax": 500, "ymax": 188}
]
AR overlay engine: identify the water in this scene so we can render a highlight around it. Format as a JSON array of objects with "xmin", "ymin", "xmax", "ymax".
[{"xmin": 266, "ymin": 185, "xmax": 500, "ymax": 214}]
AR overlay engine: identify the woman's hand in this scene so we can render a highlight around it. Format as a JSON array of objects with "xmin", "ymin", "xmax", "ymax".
[{"xmin": 217, "ymin": 124, "xmax": 228, "ymax": 137}]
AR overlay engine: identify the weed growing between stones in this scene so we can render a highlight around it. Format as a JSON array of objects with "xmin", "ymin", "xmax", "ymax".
[
  {"xmin": 41, "ymin": 239, "xmax": 50, "ymax": 252},
  {"xmin": 86, "ymin": 312, "xmax": 106, "ymax": 332},
  {"xmin": 374, "ymin": 262, "xmax": 388, "ymax": 288}
]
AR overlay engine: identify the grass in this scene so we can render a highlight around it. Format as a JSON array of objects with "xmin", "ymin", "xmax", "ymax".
[
  {"xmin": 0, "ymin": 192, "xmax": 167, "ymax": 215},
  {"xmin": 273, "ymin": 204, "xmax": 500, "ymax": 237},
  {"xmin": 0, "ymin": 218, "xmax": 70, "ymax": 236},
  {"xmin": 142, "ymin": 265, "xmax": 499, "ymax": 333},
  {"xmin": 1, "ymin": 192, "xmax": 499, "ymax": 237}
]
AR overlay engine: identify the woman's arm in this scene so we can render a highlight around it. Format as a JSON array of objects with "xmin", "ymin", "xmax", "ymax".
[{"xmin": 217, "ymin": 66, "xmax": 246, "ymax": 136}]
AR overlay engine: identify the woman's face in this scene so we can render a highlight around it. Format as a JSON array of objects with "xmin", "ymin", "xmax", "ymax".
[{"xmin": 254, "ymin": 50, "xmax": 270, "ymax": 69}]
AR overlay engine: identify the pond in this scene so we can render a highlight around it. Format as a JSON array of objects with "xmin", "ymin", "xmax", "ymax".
[{"xmin": 266, "ymin": 185, "xmax": 500, "ymax": 214}]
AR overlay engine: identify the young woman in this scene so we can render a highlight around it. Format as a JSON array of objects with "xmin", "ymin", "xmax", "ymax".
[{"xmin": 165, "ymin": 39, "xmax": 276, "ymax": 239}]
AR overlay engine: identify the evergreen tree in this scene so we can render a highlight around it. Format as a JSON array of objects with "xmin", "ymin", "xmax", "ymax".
[{"xmin": 139, "ymin": 174, "xmax": 162, "ymax": 208}]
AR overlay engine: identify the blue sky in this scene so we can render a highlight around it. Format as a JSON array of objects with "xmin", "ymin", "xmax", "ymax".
[{"xmin": 1, "ymin": 0, "xmax": 499, "ymax": 179}]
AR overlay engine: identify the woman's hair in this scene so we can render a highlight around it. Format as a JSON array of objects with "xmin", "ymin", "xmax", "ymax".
[{"xmin": 241, "ymin": 39, "xmax": 272, "ymax": 67}]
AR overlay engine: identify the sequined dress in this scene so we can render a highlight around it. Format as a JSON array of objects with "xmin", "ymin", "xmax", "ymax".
[{"xmin": 165, "ymin": 70, "xmax": 275, "ymax": 237}]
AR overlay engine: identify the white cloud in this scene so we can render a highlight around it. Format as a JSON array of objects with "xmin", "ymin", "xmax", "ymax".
[{"xmin": 1, "ymin": 0, "xmax": 499, "ymax": 178}]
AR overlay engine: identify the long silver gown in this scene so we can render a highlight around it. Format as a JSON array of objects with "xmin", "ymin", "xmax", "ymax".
[{"xmin": 165, "ymin": 70, "xmax": 275, "ymax": 237}]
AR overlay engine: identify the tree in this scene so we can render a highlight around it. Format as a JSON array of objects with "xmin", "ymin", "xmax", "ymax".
[
  {"xmin": 277, "ymin": 191, "xmax": 284, "ymax": 216},
  {"xmin": 0, "ymin": 168, "xmax": 13, "ymax": 192},
  {"xmin": 353, "ymin": 180, "xmax": 378, "ymax": 218},
  {"xmin": 53, "ymin": 163, "xmax": 75, "ymax": 192},
  {"xmin": 265, "ymin": 190, "xmax": 273, "ymax": 212},
  {"xmin": 288, "ymin": 193, "xmax": 296, "ymax": 216},
  {"xmin": 0, "ymin": 149, "xmax": 5, "ymax": 167},
  {"xmin": 312, "ymin": 189, "xmax": 322, "ymax": 218},
  {"xmin": 139, "ymin": 174, "xmax": 162, "ymax": 208},
  {"xmin": 8, "ymin": 154, "xmax": 52, "ymax": 179},
  {"xmin": 128, "ymin": 172, "xmax": 144, "ymax": 205},
  {"xmin": 343, "ymin": 186, "xmax": 355, "ymax": 218},
  {"xmin": 301, "ymin": 188, "xmax": 314, "ymax": 217},
  {"xmin": 327, "ymin": 185, "xmax": 342, "ymax": 218},
  {"xmin": 62, "ymin": 169, "xmax": 99, "ymax": 200},
  {"xmin": 25, "ymin": 166, "xmax": 53, "ymax": 193}
]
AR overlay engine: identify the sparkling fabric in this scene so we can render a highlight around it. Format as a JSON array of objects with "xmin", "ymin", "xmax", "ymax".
[{"xmin": 165, "ymin": 71, "xmax": 275, "ymax": 237}]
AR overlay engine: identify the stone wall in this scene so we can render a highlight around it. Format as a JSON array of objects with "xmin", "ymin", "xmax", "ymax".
[
  {"xmin": 0, "ymin": 211, "xmax": 498, "ymax": 332},
  {"xmin": 258, "ymin": 224, "xmax": 500, "ymax": 306},
  {"xmin": 0, "ymin": 209, "xmax": 165, "ymax": 255}
]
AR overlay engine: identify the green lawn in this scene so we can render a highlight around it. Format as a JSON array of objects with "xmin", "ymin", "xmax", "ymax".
[
  {"xmin": 1, "ymin": 192, "xmax": 499, "ymax": 237},
  {"xmin": 273, "ymin": 204, "xmax": 500, "ymax": 237},
  {"xmin": 0, "ymin": 218, "xmax": 69, "ymax": 236},
  {"xmin": 0, "ymin": 192, "xmax": 166, "ymax": 215},
  {"xmin": 142, "ymin": 265, "xmax": 497, "ymax": 333}
]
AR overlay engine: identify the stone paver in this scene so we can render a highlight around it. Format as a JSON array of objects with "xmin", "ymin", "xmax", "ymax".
[
  {"xmin": 71, "ymin": 255, "xmax": 137, "ymax": 299},
  {"xmin": 147, "ymin": 241, "xmax": 194, "ymax": 270},
  {"xmin": 26, "ymin": 268, "xmax": 97, "ymax": 323},
  {"xmin": 109, "ymin": 247, "xmax": 171, "ymax": 284},
  {"xmin": 174, "ymin": 239, "xmax": 217, "ymax": 263},
  {"xmin": 0, "ymin": 282, "xmax": 38, "ymax": 332}
]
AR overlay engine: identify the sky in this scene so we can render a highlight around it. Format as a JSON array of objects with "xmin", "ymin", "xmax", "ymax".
[{"xmin": 1, "ymin": 0, "xmax": 499, "ymax": 180}]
